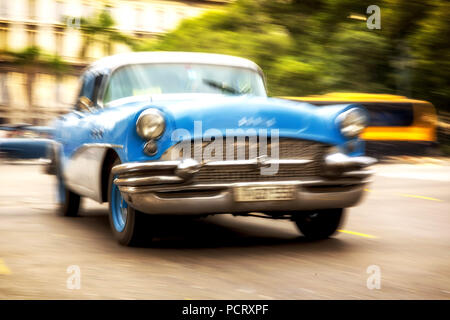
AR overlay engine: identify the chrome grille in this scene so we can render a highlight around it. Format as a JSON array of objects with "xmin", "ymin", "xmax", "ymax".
[
  {"xmin": 187, "ymin": 138, "xmax": 325, "ymax": 162},
  {"xmin": 189, "ymin": 138, "xmax": 327, "ymax": 183},
  {"xmin": 193, "ymin": 164, "xmax": 320, "ymax": 183}
]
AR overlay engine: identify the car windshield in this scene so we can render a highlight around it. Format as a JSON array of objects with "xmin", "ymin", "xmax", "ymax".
[{"xmin": 103, "ymin": 63, "xmax": 266, "ymax": 104}]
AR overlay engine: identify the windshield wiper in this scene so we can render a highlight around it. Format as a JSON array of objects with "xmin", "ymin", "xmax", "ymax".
[{"xmin": 202, "ymin": 79, "xmax": 249, "ymax": 95}]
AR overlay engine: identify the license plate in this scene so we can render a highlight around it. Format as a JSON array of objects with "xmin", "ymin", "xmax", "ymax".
[{"xmin": 234, "ymin": 185, "xmax": 296, "ymax": 202}]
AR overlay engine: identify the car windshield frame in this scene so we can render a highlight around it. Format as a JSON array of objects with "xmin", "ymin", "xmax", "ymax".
[{"xmin": 100, "ymin": 62, "xmax": 267, "ymax": 106}]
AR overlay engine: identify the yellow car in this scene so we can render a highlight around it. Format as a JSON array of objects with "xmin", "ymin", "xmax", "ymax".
[{"xmin": 281, "ymin": 93, "xmax": 438, "ymax": 156}]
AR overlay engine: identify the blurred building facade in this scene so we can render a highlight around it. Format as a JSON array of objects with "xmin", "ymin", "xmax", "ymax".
[{"xmin": 0, "ymin": 0, "xmax": 226, "ymax": 125}]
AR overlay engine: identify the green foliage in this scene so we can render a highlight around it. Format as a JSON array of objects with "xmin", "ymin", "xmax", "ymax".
[
  {"xmin": 408, "ymin": 0, "xmax": 450, "ymax": 113},
  {"xmin": 7, "ymin": 46, "xmax": 41, "ymax": 64},
  {"xmin": 268, "ymin": 57, "xmax": 321, "ymax": 96},
  {"xmin": 46, "ymin": 54, "xmax": 68, "ymax": 73},
  {"xmin": 76, "ymin": 7, "xmax": 136, "ymax": 57},
  {"xmin": 326, "ymin": 25, "xmax": 391, "ymax": 93},
  {"xmin": 2, "ymin": 46, "xmax": 68, "ymax": 73},
  {"xmin": 147, "ymin": 0, "xmax": 449, "ymax": 112}
]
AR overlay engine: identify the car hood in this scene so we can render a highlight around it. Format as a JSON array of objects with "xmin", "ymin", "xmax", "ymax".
[
  {"xmin": 146, "ymin": 94, "xmax": 355, "ymax": 146},
  {"xmin": 86, "ymin": 94, "xmax": 364, "ymax": 162}
]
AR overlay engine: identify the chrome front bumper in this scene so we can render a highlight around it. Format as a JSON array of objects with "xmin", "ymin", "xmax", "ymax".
[{"xmin": 112, "ymin": 153, "xmax": 376, "ymax": 215}]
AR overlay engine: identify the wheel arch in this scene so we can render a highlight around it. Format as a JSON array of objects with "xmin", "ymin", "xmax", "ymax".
[{"xmin": 101, "ymin": 148, "xmax": 120, "ymax": 203}]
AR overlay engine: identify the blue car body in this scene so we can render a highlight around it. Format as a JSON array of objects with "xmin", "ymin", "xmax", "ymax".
[
  {"xmin": 46, "ymin": 52, "xmax": 375, "ymax": 245},
  {"xmin": 54, "ymin": 95, "xmax": 365, "ymax": 166}
]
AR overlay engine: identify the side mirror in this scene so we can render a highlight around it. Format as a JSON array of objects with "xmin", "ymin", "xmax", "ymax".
[{"xmin": 77, "ymin": 96, "xmax": 94, "ymax": 112}]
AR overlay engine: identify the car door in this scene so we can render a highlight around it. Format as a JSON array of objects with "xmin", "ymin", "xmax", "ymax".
[
  {"xmin": 60, "ymin": 72, "xmax": 96, "ymax": 158},
  {"xmin": 60, "ymin": 71, "xmax": 107, "ymax": 199}
]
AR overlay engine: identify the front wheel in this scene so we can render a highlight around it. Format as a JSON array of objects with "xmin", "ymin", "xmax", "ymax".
[
  {"xmin": 107, "ymin": 158, "xmax": 153, "ymax": 246},
  {"xmin": 293, "ymin": 209, "xmax": 344, "ymax": 240}
]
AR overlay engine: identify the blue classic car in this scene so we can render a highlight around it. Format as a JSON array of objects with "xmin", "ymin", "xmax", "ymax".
[{"xmin": 50, "ymin": 52, "xmax": 375, "ymax": 246}]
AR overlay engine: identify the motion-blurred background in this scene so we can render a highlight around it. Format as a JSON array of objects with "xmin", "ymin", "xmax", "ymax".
[
  {"xmin": 0, "ymin": 1, "xmax": 449, "ymax": 300},
  {"xmin": 0, "ymin": 0, "xmax": 448, "ymax": 156}
]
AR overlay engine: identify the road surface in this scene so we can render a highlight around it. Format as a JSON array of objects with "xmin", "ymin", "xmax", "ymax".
[{"xmin": 0, "ymin": 161, "xmax": 449, "ymax": 299}]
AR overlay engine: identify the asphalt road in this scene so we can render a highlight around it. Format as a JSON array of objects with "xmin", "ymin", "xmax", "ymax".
[{"xmin": 0, "ymin": 161, "xmax": 449, "ymax": 299}]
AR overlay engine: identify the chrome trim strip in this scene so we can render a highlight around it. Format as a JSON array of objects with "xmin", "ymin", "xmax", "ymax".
[
  {"xmin": 111, "ymin": 161, "xmax": 181, "ymax": 175},
  {"xmin": 204, "ymin": 159, "xmax": 312, "ymax": 167},
  {"xmin": 118, "ymin": 181, "xmax": 367, "ymax": 215},
  {"xmin": 117, "ymin": 178, "xmax": 370, "ymax": 194},
  {"xmin": 112, "ymin": 158, "xmax": 313, "ymax": 176},
  {"xmin": 112, "ymin": 156, "xmax": 373, "ymax": 192},
  {"xmin": 341, "ymin": 170, "xmax": 375, "ymax": 178},
  {"xmin": 272, "ymin": 159, "xmax": 314, "ymax": 165},
  {"xmin": 114, "ymin": 175, "xmax": 184, "ymax": 186},
  {"xmin": 325, "ymin": 153, "xmax": 377, "ymax": 168},
  {"xmin": 71, "ymin": 143, "xmax": 123, "ymax": 158}
]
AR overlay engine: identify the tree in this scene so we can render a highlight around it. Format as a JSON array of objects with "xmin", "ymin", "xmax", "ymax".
[
  {"xmin": 76, "ymin": 7, "xmax": 135, "ymax": 59},
  {"xmin": 140, "ymin": 0, "xmax": 448, "ymax": 112},
  {"xmin": 408, "ymin": 0, "xmax": 450, "ymax": 113},
  {"xmin": 1, "ymin": 46, "xmax": 69, "ymax": 124}
]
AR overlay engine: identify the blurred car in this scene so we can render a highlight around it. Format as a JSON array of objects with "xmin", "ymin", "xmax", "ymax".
[
  {"xmin": 0, "ymin": 138, "xmax": 52, "ymax": 160},
  {"xmin": 0, "ymin": 124, "xmax": 54, "ymax": 160},
  {"xmin": 49, "ymin": 52, "xmax": 376, "ymax": 246},
  {"xmin": 282, "ymin": 93, "xmax": 438, "ymax": 157}
]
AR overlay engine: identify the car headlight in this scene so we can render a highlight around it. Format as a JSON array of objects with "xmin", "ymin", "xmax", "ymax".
[
  {"xmin": 337, "ymin": 108, "xmax": 368, "ymax": 138},
  {"xmin": 136, "ymin": 109, "xmax": 165, "ymax": 140}
]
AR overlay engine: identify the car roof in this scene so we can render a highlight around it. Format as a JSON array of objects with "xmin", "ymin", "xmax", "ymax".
[{"xmin": 87, "ymin": 51, "xmax": 264, "ymax": 76}]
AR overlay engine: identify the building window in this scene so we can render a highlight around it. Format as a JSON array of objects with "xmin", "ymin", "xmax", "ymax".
[
  {"xmin": 26, "ymin": 24, "xmax": 37, "ymax": 47},
  {"xmin": 0, "ymin": 72, "xmax": 9, "ymax": 107},
  {"xmin": 55, "ymin": 0, "xmax": 65, "ymax": 23},
  {"xmin": 54, "ymin": 26, "xmax": 64, "ymax": 56},
  {"xmin": 28, "ymin": 0, "xmax": 37, "ymax": 20},
  {"xmin": 136, "ymin": 7, "xmax": 145, "ymax": 30},
  {"xmin": 0, "ymin": 23, "xmax": 8, "ymax": 50},
  {"xmin": 156, "ymin": 8, "xmax": 165, "ymax": 32},
  {"xmin": 82, "ymin": 3, "xmax": 93, "ymax": 18},
  {"xmin": 0, "ymin": 0, "xmax": 8, "ymax": 18}
]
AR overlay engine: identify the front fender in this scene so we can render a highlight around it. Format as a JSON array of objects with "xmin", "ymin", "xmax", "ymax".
[{"xmin": 62, "ymin": 143, "xmax": 123, "ymax": 202}]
